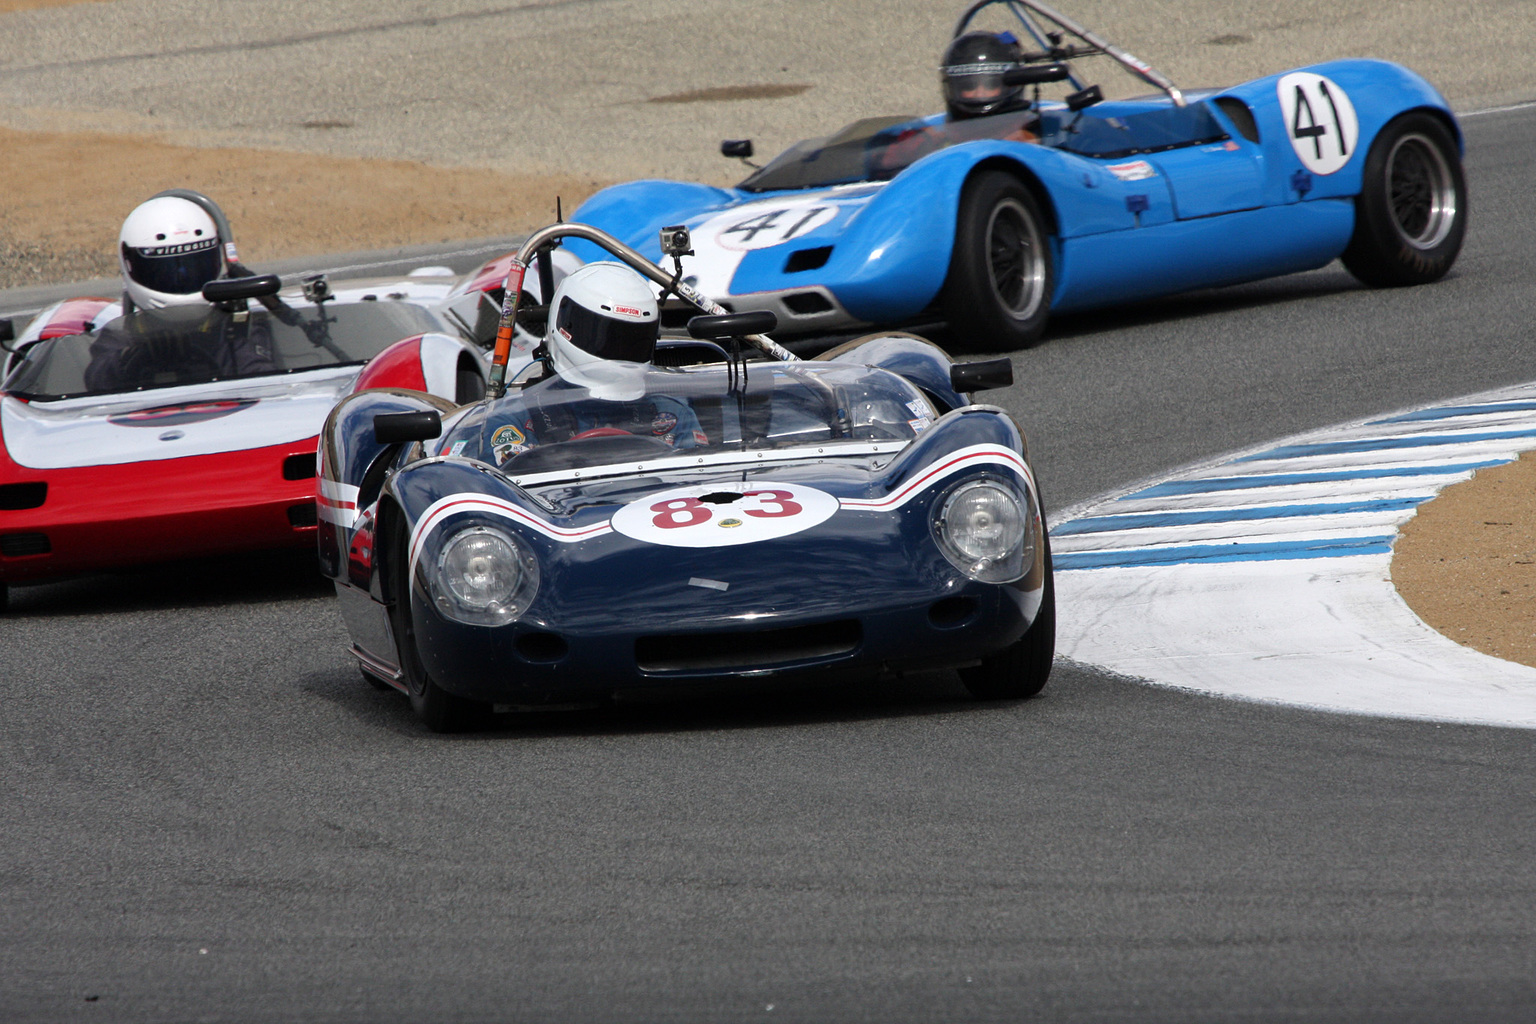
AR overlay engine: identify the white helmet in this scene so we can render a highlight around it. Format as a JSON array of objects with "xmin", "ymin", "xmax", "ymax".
[
  {"xmin": 544, "ymin": 262, "xmax": 659, "ymax": 401},
  {"xmin": 118, "ymin": 196, "xmax": 226, "ymax": 310}
]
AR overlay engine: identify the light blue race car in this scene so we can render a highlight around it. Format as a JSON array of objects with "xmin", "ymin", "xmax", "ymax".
[{"xmin": 570, "ymin": 0, "xmax": 1467, "ymax": 351}]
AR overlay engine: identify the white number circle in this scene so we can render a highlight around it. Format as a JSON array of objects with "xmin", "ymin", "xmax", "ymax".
[
  {"xmin": 712, "ymin": 202, "xmax": 839, "ymax": 252},
  {"xmin": 610, "ymin": 482, "xmax": 838, "ymax": 548},
  {"xmin": 1277, "ymin": 72, "xmax": 1359, "ymax": 176}
]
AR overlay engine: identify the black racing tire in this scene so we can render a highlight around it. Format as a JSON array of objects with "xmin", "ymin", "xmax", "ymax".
[
  {"xmin": 455, "ymin": 363, "xmax": 486, "ymax": 405},
  {"xmin": 1340, "ymin": 112, "xmax": 1467, "ymax": 288},
  {"xmin": 387, "ymin": 525, "xmax": 487, "ymax": 733},
  {"xmin": 943, "ymin": 169, "xmax": 1054, "ymax": 352},
  {"xmin": 959, "ymin": 535, "xmax": 1055, "ymax": 700},
  {"xmin": 0, "ymin": 583, "xmax": 8, "ymax": 613}
]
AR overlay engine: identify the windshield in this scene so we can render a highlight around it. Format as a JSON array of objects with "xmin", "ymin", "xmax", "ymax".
[
  {"xmin": 738, "ymin": 102, "xmax": 1229, "ymax": 191},
  {"xmin": 473, "ymin": 362, "xmax": 937, "ymax": 475},
  {"xmin": 5, "ymin": 300, "xmax": 442, "ymax": 400}
]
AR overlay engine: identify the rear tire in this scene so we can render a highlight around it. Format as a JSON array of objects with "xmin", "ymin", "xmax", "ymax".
[
  {"xmin": 1340, "ymin": 113, "xmax": 1467, "ymax": 287},
  {"xmin": 943, "ymin": 170, "xmax": 1054, "ymax": 352},
  {"xmin": 959, "ymin": 537, "xmax": 1055, "ymax": 700}
]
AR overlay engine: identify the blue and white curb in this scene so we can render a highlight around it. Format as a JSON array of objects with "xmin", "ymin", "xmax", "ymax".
[{"xmin": 1051, "ymin": 382, "xmax": 1536, "ymax": 728}]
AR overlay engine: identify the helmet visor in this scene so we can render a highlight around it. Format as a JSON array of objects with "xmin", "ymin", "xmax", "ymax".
[
  {"xmin": 944, "ymin": 63, "xmax": 1015, "ymax": 114},
  {"xmin": 556, "ymin": 297, "xmax": 657, "ymax": 363},
  {"xmin": 122, "ymin": 237, "xmax": 222, "ymax": 297}
]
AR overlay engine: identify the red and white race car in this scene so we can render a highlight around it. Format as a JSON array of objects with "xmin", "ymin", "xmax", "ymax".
[{"xmin": 0, "ymin": 248, "xmax": 562, "ymax": 609}]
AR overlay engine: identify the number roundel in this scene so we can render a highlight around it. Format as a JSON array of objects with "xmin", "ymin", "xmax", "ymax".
[
  {"xmin": 610, "ymin": 482, "xmax": 838, "ymax": 548},
  {"xmin": 1277, "ymin": 72, "xmax": 1359, "ymax": 176},
  {"xmin": 713, "ymin": 201, "xmax": 839, "ymax": 252}
]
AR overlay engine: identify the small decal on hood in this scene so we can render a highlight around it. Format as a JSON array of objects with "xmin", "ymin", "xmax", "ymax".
[{"xmin": 1106, "ymin": 160, "xmax": 1157, "ymax": 181}]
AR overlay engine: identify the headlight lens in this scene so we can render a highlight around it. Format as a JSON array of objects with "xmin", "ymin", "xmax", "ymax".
[
  {"xmin": 933, "ymin": 479, "xmax": 1032, "ymax": 583},
  {"xmin": 429, "ymin": 525, "xmax": 539, "ymax": 626}
]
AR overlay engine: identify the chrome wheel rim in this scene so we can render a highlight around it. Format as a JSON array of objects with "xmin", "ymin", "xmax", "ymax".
[
  {"xmin": 985, "ymin": 197, "xmax": 1046, "ymax": 321},
  {"xmin": 1386, "ymin": 133, "xmax": 1457, "ymax": 251}
]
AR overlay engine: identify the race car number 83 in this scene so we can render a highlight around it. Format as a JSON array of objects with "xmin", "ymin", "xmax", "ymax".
[{"xmin": 612, "ymin": 482, "xmax": 838, "ymax": 547}]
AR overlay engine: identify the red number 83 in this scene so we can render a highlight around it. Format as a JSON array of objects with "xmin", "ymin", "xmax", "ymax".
[{"xmin": 649, "ymin": 490, "xmax": 804, "ymax": 530}]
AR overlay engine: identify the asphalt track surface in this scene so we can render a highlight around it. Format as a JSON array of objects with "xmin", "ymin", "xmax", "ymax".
[{"xmin": 5, "ymin": 111, "xmax": 1536, "ymax": 1024}]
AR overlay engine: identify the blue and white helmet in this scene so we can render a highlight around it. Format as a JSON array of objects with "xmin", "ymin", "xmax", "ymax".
[{"xmin": 118, "ymin": 196, "xmax": 226, "ymax": 310}]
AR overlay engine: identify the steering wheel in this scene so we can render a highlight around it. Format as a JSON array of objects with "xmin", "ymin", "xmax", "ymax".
[{"xmin": 570, "ymin": 427, "xmax": 632, "ymax": 441}]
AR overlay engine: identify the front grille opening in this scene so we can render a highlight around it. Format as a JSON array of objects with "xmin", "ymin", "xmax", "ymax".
[
  {"xmin": 516, "ymin": 631, "xmax": 569, "ymax": 663},
  {"xmin": 283, "ymin": 453, "xmax": 317, "ymax": 480},
  {"xmin": 637, "ymin": 619, "xmax": 861, "ymax": 674},
  {"xmin": 928, "ymin": 596, "xmax": 978, "ymax": 628},
  {"xmin": 783, "ymin": 246, "xmax": 833, "ymax": 273},
  {"xmin": 0, "ymin": 482, "xmax": 47, "ymax": 510},
  {"xmin": 287, "ymin": 502, "xmax": 318, "ymax": 528},
  {"xmin": 0, "ymin": 532, "xmax": 51, "ymax": 557},
  {"xmin": 783, "ymin": 291, "xmax": 834, "ymax": 316}
]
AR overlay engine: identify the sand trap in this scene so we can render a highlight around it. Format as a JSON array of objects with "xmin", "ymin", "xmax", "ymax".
[{"xmin": 1393, "ymin": 450, "xmax": 1536, "ymax": 669}]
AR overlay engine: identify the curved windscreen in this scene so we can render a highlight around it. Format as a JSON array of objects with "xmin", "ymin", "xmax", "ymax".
[
  {"xmin": 476, "ymin": 362, "xmax": 939, "ymax": 475},
  {"xmin": 738, "ymin": 101, "xmax": 1228, "ymax": 191},
  {"xmin": 5, "ymin": 300, "xmax": 443, "ymax": 400}
]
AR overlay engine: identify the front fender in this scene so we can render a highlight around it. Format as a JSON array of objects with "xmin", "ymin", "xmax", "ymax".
[
  {"xmin": 571, "ymin": 180, "xmax": 742, "ymax": 262},
  {"xmin": 316, "ymin": 388, "xmax": 459, "ymax": 581},
  {"xmin": 351, "ymin": 332, "xmax": 485, "ymax": 403}
]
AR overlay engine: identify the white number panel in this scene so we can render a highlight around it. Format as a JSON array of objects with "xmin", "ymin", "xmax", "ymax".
[
  {"xmin": 1277, "ymin": 72, "xmax": 1359, "ymax": 176},
  {"xmin": 610, "ymin": 482, "xmax": 838, "ymax": 548},
  {"xmin": 710, "ymin": 201, "xmax": 839, "ymax": 252}
]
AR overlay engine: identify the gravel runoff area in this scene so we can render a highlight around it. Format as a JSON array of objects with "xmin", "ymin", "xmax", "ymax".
[{"xmin": 2, "ymin": 0, "xmax": 1534, "ymax": 663}]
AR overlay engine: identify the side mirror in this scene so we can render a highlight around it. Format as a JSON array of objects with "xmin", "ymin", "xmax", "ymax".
[
  {"xmin": 0, "ymin": 317, "xmax": 13, "ymax": 349},
  {"xmin": 687, "ymin": 310, "xmax": 778, "ymax": 340},
  {"xmin": 1004, "ymin": 63, "xmax": 1070, "ymax": 86},
  {"xmin": 1066, "ymin": 84, "xmax": 1103, "ymax": 111},
  {"xmin": 203, "ymin": 274, "xmax": 282, "ymax": 303},
  {"xmin": 374, "ymin": 411, "xmax": 442, "ymax": 444},
  {"xmin": 721, "ymin": 139, "xmax": 754, "ymax": 160},
  {"xmin": 950, "ymin": 358, "xmax": 1013, "ymax": 393}
]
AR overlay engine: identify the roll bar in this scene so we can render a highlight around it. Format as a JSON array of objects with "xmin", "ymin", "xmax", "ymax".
[
  {"xmin": 486, "ymin": 222, "xmax": 798, "ymax": 397},
  {"xmin": 953, "ymin": 0, "xmax": 1185, "ymax": 108}
]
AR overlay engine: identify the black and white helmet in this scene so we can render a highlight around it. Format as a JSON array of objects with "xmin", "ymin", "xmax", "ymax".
[
  {"xmin": 118, "ymin": 196, "xmax": 225, "ymax": 310},
  {"xmin": 941, "ymin": 31, "xmax": 1026, "ymax": 119},
  {"xmin": 545, "ymin": 262, "xmax": 659, "ymax": 400}
]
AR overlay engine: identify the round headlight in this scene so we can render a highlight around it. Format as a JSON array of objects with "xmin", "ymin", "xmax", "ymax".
[
  {"xmin": 934, "ymin": 479, "xmax": 1032, "ymax": 583},
  {"xmin": 430, "ymin": 525, "xmax": 538, "ymax": 626}
]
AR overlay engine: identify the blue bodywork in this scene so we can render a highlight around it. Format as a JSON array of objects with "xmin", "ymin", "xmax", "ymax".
[
  {"xmin": 318, "ymin": 339, "xmax": 1048, "ymax": 703},
  {"xmin": 570, "ymin": 59, "xmax": 1457, "ymax": 332}
]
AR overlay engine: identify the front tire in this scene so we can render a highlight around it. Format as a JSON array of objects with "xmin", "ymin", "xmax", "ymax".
[
  {"xmin": 943, "ymin": 170, "xmax": 1054, "ymax": 352},
  {"xmin": 387, "ymin": 522, "xmax": 487, "ymax": 733},
  {"xmin": 959, "ymin": 537, "xmax": 1055, "ymax": 700},
  {"xmin": 1340, "ymin": 112, "xmax": 1467, "ymax": 287}
]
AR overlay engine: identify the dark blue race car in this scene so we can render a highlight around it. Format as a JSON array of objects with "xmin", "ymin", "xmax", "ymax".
[
  {"xmin": 318, "ymin": 224, "xmax": 1053, "ymax": 731},
  {"xmin": 570, "ymin": 0, "xmax": 1468, "ymax": 351}
]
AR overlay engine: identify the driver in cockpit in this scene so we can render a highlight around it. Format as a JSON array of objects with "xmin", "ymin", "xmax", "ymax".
[
  {"xmin": 83, "ymin": 194, "xmax": 275, "ymax": 392},
  {"xmin": 482, "ymin": 262, "xmax": 707, "ymax": 466},
  {"xmin": 870, "ymin": 31, "xmax": 1041, "ymax": 176}
]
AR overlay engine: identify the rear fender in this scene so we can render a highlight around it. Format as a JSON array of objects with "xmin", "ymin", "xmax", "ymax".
[
  {"xmin": 815, "ymin": 332, "xmax": 969, "ymax": 413},
  {"xmin": 351, "ymin": 332, "xmax": 486, "ymax": 403},
  {"xmin": 1219, "ymin": 58, "xmax": 1459, "ymax": 201},
  {"xmin": 5, "ymin": 297, "xmax": 118, "ymax": 379}
]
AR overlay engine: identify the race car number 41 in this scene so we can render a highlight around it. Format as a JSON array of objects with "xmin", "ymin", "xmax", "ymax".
[
  {"xmin": 1277, "ymin": 72, "xmax": 1358, "ymax": 176},
  {"xmin": 611, "ymin": 482, "xmax": 838, "ymax": 548}
]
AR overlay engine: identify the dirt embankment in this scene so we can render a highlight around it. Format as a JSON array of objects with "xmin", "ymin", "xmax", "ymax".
[{"xmin": 0, "ymin": 126, "xmax": 609, "ymax": 289}]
